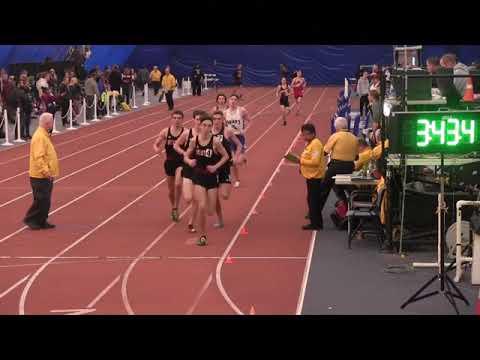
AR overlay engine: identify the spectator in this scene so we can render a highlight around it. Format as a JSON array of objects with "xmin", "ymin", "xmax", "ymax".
[
  {"xmin": 136, "ymin": 65, "xmax": 150, "ymax": 96},
  {"xmin": 440, "ymin": 53, "xmax": 470, "ymax": 98},
  {"xmin": 161, "ymin": 66, "xmax": 177, "ymax": 111},
  {"xmin": 280, "ymin": 64, "xmax": 289, "ymax": 82},
  {"xmin": 108, "ymin": 65, "xmax": 122, "ymax": 92},
  {"xmin": 426, "ymin": 57, "xmax": 441, "ymax": 88},
  {"xmin": 121, "ymin": 67, "xmax": 133, "ymax": 105},
  {"xmin": 41, "ymin": 86, "xmax": 57, "ymax": 118},
  {"xmin": 318, "ymin": 117, "xmax": 359, "ymax": 215},
  {"xmin": 357, "ymin": 70, "xmax": 370, "ymax": 118},
  {"xmin": 69, "ymin": 77, "xmax": 82, "ymax": 120},
  {"xmin": 84, "ymin": 70, "xmax": 99, "ymax": 120},
  {"xmin": 298, "ymin": 123, "xmax": 326, "ymax": 230},
  {"xmin": 369, "ymin": 74, "xmax": 380, "ymax": 93},
  {"xmin": 191, "ymin": 64, "xmax": 204, "ymax": 96},
  {"xmin": 150, "ymin": 66, "xmax": 162, "ymax": 96},
  {"xmin": 368, "ymin": 89, "xmax": 381, "ymax": 124},
  {"xmin": 233, "ymin": 64, "xmax": 243, "ymax": 89},
  {"xmin": 19, "ymin": 75, "xmax": 34, "ymax": 139},
  {"xmin": 368, "ymin": 120, "xmax": 381, "ymax": 147},
  {"xmin": 354, "ymin": 138, "xmax": 372, "ymax": 171},
  {"xmin": 57, "ymin": 76, "xmax": 71, "ymax": 126},
  {"xmin": 36, "ymin": 72, "xmax": 49, "ymax": 98}
]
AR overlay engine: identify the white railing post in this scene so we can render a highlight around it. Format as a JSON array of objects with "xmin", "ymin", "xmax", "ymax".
[
  {"xmin": 104, "ymin": 92, "xmax": 112, "ymax": 119},
  {"xmin": 132, "ymin": 84, "xmax": 138, "ymax": 109},
  {"xmin": 91, "ymin": 94, "xmax": 99, "ymax": 122},
  {"xmin": 1, "ymin": 110, "xmax": 13, "ymax": 146},
  {"xmin": 81, "ymin": 97, "xmax": 89, "ymax": 126},
  {"xmin": 67, "ymin": 99, "xmax": 75, "ymax": 130},
  {"xmin": 14, "ymin": 107, "xmax": 25, "ymax": 143},
  {"xmin": 143, "ymin": 83, "xmax": 150, "ymax": 106},
  {"xmin": 112, "ymin": 92, "xmax": 119, "ymax": 116}
]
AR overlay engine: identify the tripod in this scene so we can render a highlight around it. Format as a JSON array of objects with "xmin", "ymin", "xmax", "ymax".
[{"xmin": 400, "ymin": 154, "xmax": 470, "ymax": 314}]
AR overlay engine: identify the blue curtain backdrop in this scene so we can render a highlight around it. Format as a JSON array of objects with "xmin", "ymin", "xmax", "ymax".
[{"xmin": 1, "ymin": 45, "xmax": 480, "ymax": 85}]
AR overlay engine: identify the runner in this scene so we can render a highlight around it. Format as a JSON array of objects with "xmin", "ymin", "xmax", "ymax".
[
  {"xmin": 291, "ymin": 70, "xmax": 307, "ymax": 115},
  {"xmin": 224, "ymin": 94, "xmax": 249, "ymax": 188},
  {"xmin": 211, "ymin": 110, "xmax": 243, "ymax": 228},
  {"xmin": 210, "ymin": 93, "xmax": 228, "ymax": 114},
  {"xmin": 153, "ymin": 110, "xmax": 185, "ymax": 222},
  {"xmin": 183, "ymin": 114, "xmax": 229, "ymax": 246},
  {"xmin": 276, "ymin": 77, "xmax": 291, "ymax": 126},
  {"xmin": 173, "ymin": 110, "xmax": 204, "ymax": 233}
]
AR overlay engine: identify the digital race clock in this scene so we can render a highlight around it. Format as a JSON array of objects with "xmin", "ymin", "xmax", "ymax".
[{"xmin": 388, "ymin": 111, "xmax": 480, "ymax": 154}]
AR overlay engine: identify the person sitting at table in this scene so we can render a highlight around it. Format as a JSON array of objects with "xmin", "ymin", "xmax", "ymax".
[
  {"xmin": 318, "ymin": 117, "xmax": 359, "ymax": 217},
  {"xmin": 354, "ymin": 138, "xmax": 372, "ymax": 171}
]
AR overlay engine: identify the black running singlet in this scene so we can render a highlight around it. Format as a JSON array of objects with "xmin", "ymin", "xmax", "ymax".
[
  {"xmin": 194, "ymin": 135, "xmax": 216, "ymax": 173},
  {"xmin": 165, "ymin": 126, "xmax": 183, "ymax": 161},
  {"xmin": 212, "ymin": 125, "xmax": 232, "ymax": 160}
]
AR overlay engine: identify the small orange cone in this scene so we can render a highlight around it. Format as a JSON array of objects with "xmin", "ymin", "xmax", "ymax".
[
  {"xmin": 249, "ymin": 306, "xmax": 256, "ymax": 315},
  {"xmin": 225, "ymin": 256, "xmax": 234, "ymax": 264},
  {"xmin": 240, "ymin": 227, "xmax": 248, "ymax": 235},
  {"xmin": 252, "ymin": 209, "xmax": 259, "ymax": 215},
  {"xmin": 464, "ymin": 77, "xmax": 474, "ymax": 102}
]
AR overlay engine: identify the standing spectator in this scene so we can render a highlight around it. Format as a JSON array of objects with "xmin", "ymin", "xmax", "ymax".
[
  {"xmin": 318, "ymin": 117, "xmax": 359, "ymax": 215},
  {"xmin": 48, "ymin": 69, "xmax": 58, "ymax": 94},
  {"xmin": 297, "ymin": 123, "xmax": 326, "ymax": 230},
  {"xmin": 57, "ymin": 75, "xmax": 70, "ymax": 125},
  {"xmin": 19, "ymin": 75, "xmax": 34, "ymax": 139},
  {"xmin": 109, "ymin": 65, "xmax": 122, "ymax": 92},
  {"xmin": 368, "ymin": 89, "xmax": 381, "ymax": 125},
  {"xmin": 440, "ymin": 53, "xmax": 470, "ymax": 98},
  {"xmin": 84, "ymin": 70, "xmax": 99, "ymax": 120},
  {"xmin": 280, "ymin": 64, "xmax": 289, "ymax": 82},
  {"xmin": 69, "ymin": 77, "xmax": 82, "ymax": 120},
  {"xmin": 426, "ymin": 57, "xmax": 441, "ymax": 88},
  {"xmin": 150, "ymin": 66, "xmax": 162, "ymax": 96},
  {"xmin": 191, "ymin": 64, "xmax": 204, "ymax": 96},
  {"xmin": 357, "ymin": 70, "xmax": 370, "ymax": 118},
  {"xmin": 136, "ymin": 65, "xmax": 149, "ymax": 96},
  {"xmin": 233, "ymin": 64, "xmax": 243, "ymax": 90},
  {"xmin": 121, "ymin": 67, "xmax": 133, "ymax": 105},
  {"xmin": 41, "ymin": 86, "xmax": 57, "ymax": 118},
  {"xmin": 369, "ymin": 74, "xmax": 380, "ymax": 93},
  {"xmin": 36, "ymin": 72, "xmax": 49, "ymax": 99},
  {"xmin": 23, "ymin": 112, "xmax": 59, "ymax": 230},
  {"xmin": 162, "ymin": 66, "xmax": 177, "ymax": 111}
]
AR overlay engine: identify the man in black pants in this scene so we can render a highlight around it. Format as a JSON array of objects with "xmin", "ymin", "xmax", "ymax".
[
  {"xmin": 318, "ymin": 117, "xmax": 359, "ymax": 215},
  {"xmin": 24, "ymin": 113, "xmax": 59, "ymax": 230},
  {"xmin": 297, "ymin": 123, "xmax": 326, "ymax": 230},
  {"xmin": 162, "ymin": 66, "xmax": 177, "ymax": 111},
  {"xmin": 191, "ymin": 65, "xmax": 204, "ymax": 96}
]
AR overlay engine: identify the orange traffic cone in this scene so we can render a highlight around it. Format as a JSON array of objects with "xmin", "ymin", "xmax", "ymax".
[
  {"xmin": 240, "ymin": 227, "xmax": 249, "ymax": 235},
  {"xmin": 464, "ymin": 77, "xmax": 474, "ymax": 102},
  {"xmin": 225, "ymin": 256, "xmax": 234, "ymax": 264},
  {"xmin": 249, "ymin": 305, "xmax": 256, "ymax": 315}
]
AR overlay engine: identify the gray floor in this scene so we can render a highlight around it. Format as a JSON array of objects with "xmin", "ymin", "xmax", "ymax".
[{"xmin": 302, "ymin": 193, "xmax": 479, "ymax": 315}]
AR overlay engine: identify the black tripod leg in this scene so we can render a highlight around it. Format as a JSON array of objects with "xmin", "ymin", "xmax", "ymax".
[
  {"xmin": 444, "ymin": 279, "xmax": 460, "ymax": 315},
  {"xmin": 401, "ymin": 275, "xmax": 439, "ymax": 309},
  {"xmin": 445, "ymin": 276, "xmax": 470, "ymax": 306}
]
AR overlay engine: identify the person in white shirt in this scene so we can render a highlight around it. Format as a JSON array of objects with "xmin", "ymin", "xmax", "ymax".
[
  {"xmin": 36, "ymin": 72, "xmax": 49, "ymax": 98},
  {"xmin": 356, "ymin": 70, "xmax": 370, "ymax": 118}
]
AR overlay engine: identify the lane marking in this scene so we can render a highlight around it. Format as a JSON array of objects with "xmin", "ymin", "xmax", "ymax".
[
  {"xmin": 50, "ymin": 309, "xmax": 96, "ymax": 315},
  {"xmin": 186, "ymin": 273, "xmax": 213, "ymax": 315},
  {"xmin": 296, "ymin": 230, "xmax": 317, "ymax": 315},
  {"xmin": 0, "ymin": 274, "xmax": 30, "ymax": 300},
  {"xmin": 87, "ymin": 275, "xmax": 121, "ymax": 309},
  {"xmin": 215, "ymin": 87, "xmax": 329, "ymax": 315}
]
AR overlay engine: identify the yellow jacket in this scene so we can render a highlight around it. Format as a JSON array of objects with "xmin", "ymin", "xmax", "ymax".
[
  {"xmin": 162, "ymin": 74, "xmax": 177, "ymax": 91},
  {"xmin": 300, "ymin": 138, "xmax": 326, "ymax": 179},
  {"xmin": 354, "ymin": 139, "xmax": 390, "ymax": 171},
  {"xmin": 150, "ymin": 70, "xmax": 162, "ymax": 82},
  {"xmin": 29, "ymin": 127, "xmax": 60, "ymax": 178}
]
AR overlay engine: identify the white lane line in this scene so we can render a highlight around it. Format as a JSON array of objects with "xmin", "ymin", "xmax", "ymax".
[
  {"xmin": 87, "ymin": 275, "xmax": 121, "ymax": 309},
  {"xmin": 120, "ymin": 92, "xmax": 290, "ymax": 315},
  {"xmin": 0, "ymin": 155, "xmax": 157, "ymax": 245},
  {"xmin": 214, "ymin": 87, "xmax": 328, "ymax": 315},
  {"xmin": 296, "ymin": 231, "xmax": 317, "ymax": 315},
  {"xmin": 50, "ymin": 308, "xmax": 96, "ymax": 315},
  {"xmin": 186, "ymin": 273, "xmax": 213, "ymax": 315},
  {"xmin": 167, "ymin": 256, "xmax": 307, "ymax": 260},
  {"xmin": 0, "ymin": 274, "xmax": 30, "ymax": 300},
  {"xmin": 0, "ymin": 89, "xmax": 272, "ymax": 209}
]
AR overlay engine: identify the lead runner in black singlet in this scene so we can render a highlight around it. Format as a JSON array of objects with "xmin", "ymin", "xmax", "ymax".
[
  {"xmin": 174, "ymin": 110, "xmax": 204, "ymax": 233},
  {"xmin": 153, "ymin": 110, "xmax": 186, "ymax": 222},
  {"xmin": 211, "ymin": 110, "xmax": 242, "ymax": 228},
  {"xmin": 276, "ymin": 77, "xmax": 291, "ymax": 126},
  {"xmin": 183, "ymin": 114, "xmax": 229, "ymax": 246}
]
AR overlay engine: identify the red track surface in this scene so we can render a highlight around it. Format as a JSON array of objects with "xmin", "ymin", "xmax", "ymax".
[{"xmin": 0, "ymin": 86, "xmax": 338, "ymax": 315}]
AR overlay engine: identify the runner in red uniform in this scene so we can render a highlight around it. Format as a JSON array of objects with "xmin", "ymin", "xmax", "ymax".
[{"xmin": 291, "ymin": 70, "xmax": 307, "ymax": 116}]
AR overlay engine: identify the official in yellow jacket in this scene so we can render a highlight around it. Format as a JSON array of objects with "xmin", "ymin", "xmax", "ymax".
[
  {"xmin": 162, "ymin": 66, "xmax": 177, "ymax": 111},
  {"xmin": 24, "ymin": 113, "xmax": 59, "ymax": 230},
  {"xmin": 299, "ymin": 123, "xmax": 326, "ymax": 230}
]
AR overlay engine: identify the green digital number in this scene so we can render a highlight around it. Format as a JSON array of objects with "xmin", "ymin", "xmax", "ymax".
[
  {"xmin": 417, "ymin": 119, "xmax": 431, "ymax": 147},
  {"xmin": 431, "ymin": 119, "xmax": 445, "ymax": 144},
  {"xmin": 461, "ymin": 119, "xmax": 475, "ymax": 144},
  {"xmin": 446, "ymin": 118, "xmax": 460, "ymax": 146}
]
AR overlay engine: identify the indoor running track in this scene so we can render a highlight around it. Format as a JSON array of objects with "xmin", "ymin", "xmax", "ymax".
[{"xmin": 0, "ymin": 86, "xmax": 338, "ymax": 315}]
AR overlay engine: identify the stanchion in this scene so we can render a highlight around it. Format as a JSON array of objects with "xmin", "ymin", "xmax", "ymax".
[
  {"xmin": 81, "ymin": 98, "xmax": 89, "ymax": 126},
  {"xmin": 120, "ymin": 87, "xmax": 123, "ymax": 96},
  {"xmin": 143, "ymin": 84, "xmax": 150, "ymax": 106},
  {"xmin": 1, "ymin": 110, "xmax": 13, "ymax": 146},
  {"xmin": 91, "ymin": 94, "xmax": 100, "ymax": 122},
  {"xmin": 66, "ymin": 99, "xmax": 76, "ymax": 130},
  {"xmin": 14, "ymin": 108, "xmax": 25, "ymax": 143},
  {"xmin": 132, "ymin": 85, "xmax": 138, "ymax": 109},
  {"xmin": 112, "ymin": 92, "xmax": 119, "ymax": 116},
  {"xmin": 51, "ymin": 112, "xmax": 60, "ymax": 134},
  {"xmin": 104, "ymin": 93, "xmax": 112, "ymax": 119}
]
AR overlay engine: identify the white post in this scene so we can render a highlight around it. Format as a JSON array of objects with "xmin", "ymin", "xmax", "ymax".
[
  {"xmin": 120, "ymin": 87, "xmax": 123, "ymax": 96},
  {"xmin": 143, "ymin": 83, "xmax": 150, "ymax": 106},
  {"xmin": 112, "ymin": 92, "xmax": 119, "ymax": 116},
  {"xmin": 187, "ymin": 77, "xmax": 192, "ymax": 95},
  {"xmin": 1, "ymin": 109, "xmax": 13, "ymax": 146},
  {"xmin": 14, "ymin": 107, "xmax": 25, "ymax": 143},
  {"xmin": 51, "ymin": 111, "xmax": 60, "ymax": 134},
  {"xmin": 104, "ymin": 92, "xmax": 112, "ymax": 119},
  {"xmin": 204, "ymin": 75, "xmax": 208, "ymax": 91},
  {"xmin": 91, "ymin": 94, "xmax": 99, "ymax": 122},
  {"xmin": 81, "ymin": 97, "xmax": 89, "ymax": 126},
  {"xmin": 132, "ymin": 84, "xmax": 138, "ymax": 109},
  {"xmin": 67, "ymin": 99, "xmax": 75, "ymax": 130}
]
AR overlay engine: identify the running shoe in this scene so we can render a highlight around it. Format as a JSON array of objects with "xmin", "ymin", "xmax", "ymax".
[
  {"xmin": 171, "ymin": 208, "xmax": 179, "ymax": 222},
  {"xmin": 188, "ymin": 224, "xmax": 197, "ymax": 233},
  {"xmin": 213, "ymin": 221, "xmax": 224, "ymax": 229},
  {"xmin": 283, "ymin": 120, "xmax": 287, "ymax": 126},
  {"xmin": 234, "ymin": 181, "xmax": 240, "ymax": 188},
  {"xmin": 197, "ymin": 235, "xmax": 207, "ymax": 246}
]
